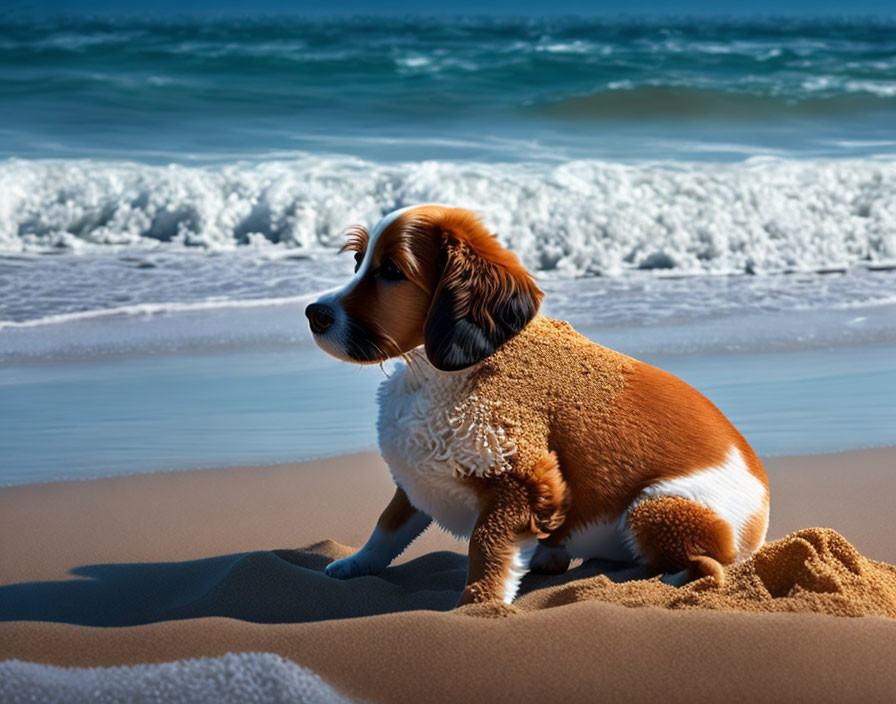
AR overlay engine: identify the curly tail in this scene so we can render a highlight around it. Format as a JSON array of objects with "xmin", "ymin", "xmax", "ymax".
[{"xmin": 525, "ymin": 452, "xmax": 571, "ymax": 538}]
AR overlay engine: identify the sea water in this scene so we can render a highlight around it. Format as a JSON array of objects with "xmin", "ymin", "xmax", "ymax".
[
  {"xmin": 1, "ymin": 323, "xmax": 894, "ymax": 486},
  {"xmin": 1, "ymin": 14, "xmax": 895, "ymax": 483}
]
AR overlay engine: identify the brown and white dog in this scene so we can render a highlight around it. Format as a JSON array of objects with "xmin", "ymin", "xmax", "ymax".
[{"xmin": 305, "ymin": 205, "xmax": 769, "ymax": 605}]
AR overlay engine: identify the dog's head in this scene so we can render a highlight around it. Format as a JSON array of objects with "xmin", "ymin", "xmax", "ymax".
[{"xmin": 305, "ymin": 205, "xmax": 542, "ymax": 371}]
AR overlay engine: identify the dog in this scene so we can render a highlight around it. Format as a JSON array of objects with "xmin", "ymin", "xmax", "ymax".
[{"xmin": 305, "ymin": 205, "xmax": 769, "ymax": 605}]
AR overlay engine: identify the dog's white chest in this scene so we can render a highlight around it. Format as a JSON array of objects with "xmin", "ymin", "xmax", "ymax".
[{"xmin": 376, "ymin": 357, "xmax": 516, "ymax": 539}]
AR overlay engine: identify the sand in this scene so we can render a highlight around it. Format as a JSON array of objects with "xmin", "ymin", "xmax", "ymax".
[{"xmin": 2, "ymin": 447, "xmax": 896, "ymax": 702}]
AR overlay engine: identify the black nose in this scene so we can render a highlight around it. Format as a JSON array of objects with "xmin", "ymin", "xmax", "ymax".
[{"xmin": 305, "ymin": 303, "xmax": 335, "ymax": 334}]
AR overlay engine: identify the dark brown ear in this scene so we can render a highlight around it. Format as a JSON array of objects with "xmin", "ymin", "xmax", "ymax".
[{"xmin": 424, "ymin": 234, "xmax": 542, "ymax": 371}]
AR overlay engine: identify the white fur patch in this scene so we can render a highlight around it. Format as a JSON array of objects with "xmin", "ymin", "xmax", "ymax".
[
  {"xmin": 502, "ymin": 540, "xmax": 537, "ymax": 604},
  {"xmin": 377, "ymin": 350, "xmax": 515, "ymax": 539},
  {"xmin": 326, "ymin": 512, "xmax": 432, "ymax": 580},
  {"xmin": 566, "ymin": 446, "xmax": 767, "ymax": 565},
  {"xmin": 627, "ymin": 445, "xmax": 768, "ymax": 560}
]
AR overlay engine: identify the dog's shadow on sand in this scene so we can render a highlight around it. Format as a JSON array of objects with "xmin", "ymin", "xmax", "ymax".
[{"xmin": 0, "ymin": 546, "xmax": 636, "ymax": 626}]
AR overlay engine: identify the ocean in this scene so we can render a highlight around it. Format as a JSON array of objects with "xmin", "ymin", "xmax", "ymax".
[
  {"xmin": 1, "ymin": 14, "xmax": 895, "ymax": 482},
  {"xmin": 3, "ymin": 15, "xmax": 896, "ymax": 163}
]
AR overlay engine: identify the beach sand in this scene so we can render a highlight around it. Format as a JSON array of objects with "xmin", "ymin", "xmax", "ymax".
[{"xmin": 2, "ymin": 447, "xmax": 896, "ymax": 702}]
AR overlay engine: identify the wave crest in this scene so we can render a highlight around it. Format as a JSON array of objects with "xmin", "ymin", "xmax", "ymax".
[{"xmin": 2, "ymin": 156, "xmax": 895, "ymax": 276}]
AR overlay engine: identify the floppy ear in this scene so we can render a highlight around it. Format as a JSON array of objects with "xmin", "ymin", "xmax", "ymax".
[{"xmin": 424, "ymin": 234, "xmax": 542, "ymax": 371}]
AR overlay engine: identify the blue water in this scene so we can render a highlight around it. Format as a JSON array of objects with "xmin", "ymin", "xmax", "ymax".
[
  {"xmin": 2, "ymin": 13, "xmax": 896, "ymax": 485},
  {"xmin": 1, "ymin": 336, "xmax": 894, "ymax": 486},
  {"xmin": 3, "ymin": 14, "xmax": 896, "ymax": 327},
  {"xmin": 2, "ymin": 15, "xmax": 896, "ymax": 161}
]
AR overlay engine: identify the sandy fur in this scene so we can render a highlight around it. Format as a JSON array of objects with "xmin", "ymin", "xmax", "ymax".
[{"xmin": 313, "ymin": 206, "xmax": 770, "ymax": 600}]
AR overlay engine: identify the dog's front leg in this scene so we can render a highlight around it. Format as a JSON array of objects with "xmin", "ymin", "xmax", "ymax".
[
  {"xmin": 458, "ymin": 476, "xmax": 538, "ymax": 606},
  {"xmin": 326, "ymin": 486, "xmax": 431, "ymax": 579}
]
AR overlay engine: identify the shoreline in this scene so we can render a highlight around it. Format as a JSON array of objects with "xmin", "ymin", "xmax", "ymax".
[
  {"xmin": 4, "ymin": 438, "xmax": 896, "ymax": 491},
  {"xmin": 4, "ymin": 337, "xmax": 896, "ymax": 486},
  {"xmin": 4, "ymin": 267, "xmax": 896, "ymax": 365}
]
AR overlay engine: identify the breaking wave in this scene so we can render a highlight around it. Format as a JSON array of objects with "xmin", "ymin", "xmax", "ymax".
[{"xmin": 2, "ymin": 156, "xmax": 895, "ymax": 276}]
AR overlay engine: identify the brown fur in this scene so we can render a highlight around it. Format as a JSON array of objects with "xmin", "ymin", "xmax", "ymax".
[
  {"xmin": 338, "ymin": 225, "xmax": 370, "ymax": 256},
  {"xmin": 338, "ymin": 215, "xmax": 434, "ymax": 360},
  {"xmin": 739, "ymin": 507, "xmax": 770, "ymax": 556},
  {"xmin": 423, "ymin": 212, "xmax": 542, "ymax": 333},
  {"xmin": 338, "ymin": 207, "xmax": 541, "ymax": 367},
  {"xmin": 460, "ymin": 475, "xmax": 534, "ymax": 605},
  {"xmin": 467, "ymin": 319, "xmax": 768, "ymax": 567},
  {"xmin": 544, "ymin": 358, "xmax": 768, "ymax": 543},
  {"xmin": 318, "ymin": 206, "xmax": 770, "ymax": 603},
  {"xmin": 524, "ymin": 452, "xmax": 570, "ymax": 538},
  {"xmin": 628, "ymin": 496, "xmax": 738, "ymax": 583}
]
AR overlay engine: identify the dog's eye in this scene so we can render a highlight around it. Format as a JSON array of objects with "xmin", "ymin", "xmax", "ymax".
[
  {"xmin": 353, "ymin": 251, "xmax": 364, "ymax": 273},
  {"xmin": 377, "ymin": 257, "xmax": 406, "ymax": 282}
]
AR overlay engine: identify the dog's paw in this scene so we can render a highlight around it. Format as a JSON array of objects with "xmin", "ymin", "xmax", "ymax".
[
  {"xmin": 528, "ymin": 544, "xmax": 571, "ymax": 575},
  {"xmin": 324, "ymin": 552, "xmax": 383, "ymax": 579}
]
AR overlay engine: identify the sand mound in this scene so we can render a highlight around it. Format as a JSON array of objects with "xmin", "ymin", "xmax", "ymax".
[
  {"xmin": 298, "ymin": 539, "xmax": 356, "ymax": 562},
  {"xmin": 485, "ymin": 528, "xmax": 896, "ymax": 618},
  {"xmin": 5, "ymin": 527, "xmax": 892, "ymax": 628}
]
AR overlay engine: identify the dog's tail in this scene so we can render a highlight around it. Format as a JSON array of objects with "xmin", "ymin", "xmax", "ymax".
[{"xmin": 525, "ymin": 452, "xmax": 570, "ymax": 538}]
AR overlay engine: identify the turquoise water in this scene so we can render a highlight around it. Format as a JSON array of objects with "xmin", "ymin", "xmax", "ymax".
[
  {"xmin": 3, "ymin": 15, "xmax": 896, "ymax": 328},
  {"xmin": 2, "ymin": 13, "xmax": 895, "ymax": 486},
  {"xmin": 1, "ymin": 338, "xmax": 894, "ymax": 486},
  {"xmin": 3, "ymin": 16, "xmax": 896, "ymax": 161}
]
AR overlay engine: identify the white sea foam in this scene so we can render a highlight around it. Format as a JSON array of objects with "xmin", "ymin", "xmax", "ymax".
[{"xmin": 2, "ymin": 156, "xmax": 895, "ymax": 278}]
